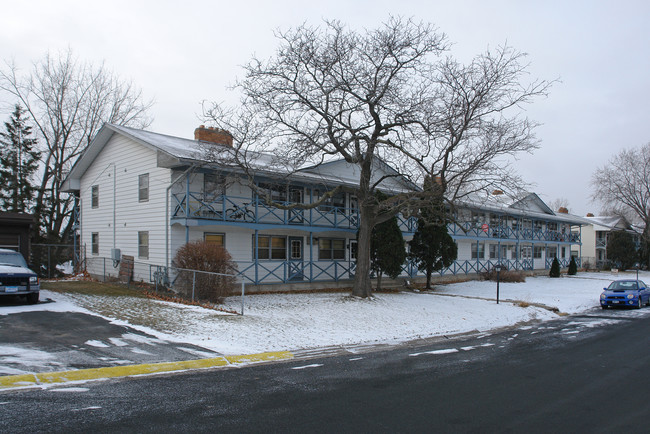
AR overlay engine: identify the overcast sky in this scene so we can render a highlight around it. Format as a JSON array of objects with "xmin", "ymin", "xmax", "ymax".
[{"xmin": 1, "ymin": 0, "xmax": 649, "ymax": 217}]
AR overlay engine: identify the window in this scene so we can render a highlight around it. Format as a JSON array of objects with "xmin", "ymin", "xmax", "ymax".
[
  {"xmin": 561, "ymin": 247, "xmax": 566, "ymax": 258},
  {"xmin": 547, "ymin": 246, "xmax": 557, "ymax": 259},
  {"xmin": 204, "ymin": 173, "xmax": 225, "ymax": 202},
  {"xmin": 489, "ymin": 244, "xmax": 507, "ymax": 260},
  {"xmin": 521, "ymin": 246, "xmax": 532, "ymax": 259},
  {"xmin": 534, "ymin": 221, "xmax": 543, "ymax": 231},
  {"xmin": 548, "ymin": 222, "xmax": 558, "ymax": 231},
  {"xmin": 319, "ymin": 238, "xmax": 345, "ymax": 260},
  {"xmin": 315, "ymin": 190, "xmax": 345, "ymax": 211},
  {"xmin": 91, "ymin": 185, "xmax": 99, "ymax": 208},
  {"xmin": 91, "ymin": 233, "xmax": 99, "ymax": 255},
  {"xmin": 533, "ymin": 246, "xmax": 543, "ymax": 259},
  {"xmin": 138, "ymin": 174, "xmax": 149, "ymax": 202},
  {"xmin": 205, "ymin": 233, "xmax": 225, "ymax": 246},
  {"xmin": 471, "ymin": 242, "xmax": 485, "ymax": 259},
  {"xmin": 259, "ymin": 183, "xmax": 287, "ymax": 203},
  {"xmin": 255, "ymin": 236, "xmax": 286, "ymax": 260},
  {"xmin": 138, "ymin": 231, "xmax": 149, "ymax": 259}
]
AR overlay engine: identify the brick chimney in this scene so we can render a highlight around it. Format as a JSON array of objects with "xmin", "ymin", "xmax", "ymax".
[
  {"xmin": 491, "ymin": 189, "xmax": 504, "ymax": 195},
  {"xmin": 194, "ymin": 125, "xmax": 233, "ymax": 147},
  {"xmin": 557, "ymin": 207, "xmax": 568, "ymax": 214},
  {"xmin": 586, "ymin": 212, "xmax": 594, "ymax": 217}
]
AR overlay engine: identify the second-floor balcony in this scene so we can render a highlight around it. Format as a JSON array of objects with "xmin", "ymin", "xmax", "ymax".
[{"xmin": 171, "ymin": 192, "xmax": 581, "ymax": 243}]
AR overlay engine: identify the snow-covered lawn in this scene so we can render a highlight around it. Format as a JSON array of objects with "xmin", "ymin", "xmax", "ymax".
[{"xmin": 2, "ymin": 271, "xmax": 645, "ymax": 357}]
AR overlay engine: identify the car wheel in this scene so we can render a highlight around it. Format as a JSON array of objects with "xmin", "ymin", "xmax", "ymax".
[
  {"xmin": 601, "ymin": 305, "xmax": 608, "ymax": 310},
  {"xmin": 637, "ymin": 298, "xmax": 643, "ymax": 309},
  {"xmin": 25, "ymin": 292, "xmax": 39, "ymax": 305}
]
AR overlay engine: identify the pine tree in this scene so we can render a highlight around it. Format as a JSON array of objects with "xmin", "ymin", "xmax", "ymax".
[
  {"xmin": 606, "ymin": 230, "xmax": 637, "ymax": 270},
  {"xmin": 369, "ymin": 192, "xmax": 407, "ymax": 291},
  {"xmin": 568, "ymin": 256, "xmax": 577, "ymax": 275},
  {"xmin": 408, "ymin": 177, "xmax": 458, "ymax": 289},
  {"xmin": 549, "ymin": 257, "xmax": 561, "ymax": 278},
  {"xmin": 0, "ymin": 105, "xmax": 41, "ymax": 213}
]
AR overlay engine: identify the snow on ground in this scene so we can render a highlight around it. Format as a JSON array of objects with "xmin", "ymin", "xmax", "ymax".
[{"xmin": 1, "ymin": 271, "xmax": 646, "ymax": 357}]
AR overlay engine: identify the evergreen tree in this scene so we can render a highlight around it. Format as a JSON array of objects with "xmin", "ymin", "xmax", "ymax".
[
  {"xmin": 549, "ymin": 257, "xmax": 561, "ymax": 278},
  {"xmin": 369, "ymin": 192, "xmax": 407, "ymax": 291},
  {"xmin": 0, "ymin": 105, "xmax": 40, "ymax": 213},
  {"xmin": 408, "ymin": 177, "xmax": 458, "ymax": 289},
  {"xmin": 606, "ymin": 230, "xmax": 637, "ymax": 270},
  {"xmin": 567, "ymin": 256, "xmax": 577, "ymax": 275}
]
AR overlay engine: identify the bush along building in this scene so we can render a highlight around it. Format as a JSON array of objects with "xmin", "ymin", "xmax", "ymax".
[{"xmin": 63, "ymin": 124, "xmax": 584, "ymax": 290}]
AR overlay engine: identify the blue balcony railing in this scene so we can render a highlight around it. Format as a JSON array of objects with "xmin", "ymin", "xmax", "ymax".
[{"xmin": 171, "ymin": 192, "xmax": 581, "ymax": 242}]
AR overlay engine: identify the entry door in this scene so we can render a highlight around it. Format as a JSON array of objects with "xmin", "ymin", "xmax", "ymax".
[
  {"xmin": 288, "ymin": 237, "xmax": 304, "ymax": 281},
  {"xmin": 288, "ymin": 188, "xmax": 304, "ymax": 224}
]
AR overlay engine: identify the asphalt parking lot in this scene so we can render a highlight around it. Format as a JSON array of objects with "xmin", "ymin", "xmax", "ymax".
[{"xmin": 0, "ymin": 297, "xmax": 222, "ymax": 375}]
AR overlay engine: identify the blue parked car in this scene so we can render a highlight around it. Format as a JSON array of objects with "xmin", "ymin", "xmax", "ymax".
[{"xmin": 600, "ymin": 279, "xmax": 650, "ymax": 309}]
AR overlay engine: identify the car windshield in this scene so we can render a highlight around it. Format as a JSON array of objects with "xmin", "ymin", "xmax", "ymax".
[
  {"xmin": 608, "ymin": 281, "xmax": 639, "ymax": 290},
  {"xmin": 0, "ymin": 252, "xmax": 28, "ymax": 268}
]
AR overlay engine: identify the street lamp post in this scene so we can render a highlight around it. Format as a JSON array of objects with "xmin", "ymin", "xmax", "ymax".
[{"xmin": 495, "ymin": 265, "xmax": 503, "ymax": 304}]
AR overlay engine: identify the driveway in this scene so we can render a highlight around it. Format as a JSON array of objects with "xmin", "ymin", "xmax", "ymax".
[{"xmin": 0, "ymin": 297, "xmax": 221, "ymax": 375}]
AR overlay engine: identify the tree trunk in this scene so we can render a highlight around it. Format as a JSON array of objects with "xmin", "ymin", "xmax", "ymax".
[
  {"xmin": 377, "ymin": 271, "xmax": 382, "ymax": 292},
  {"xmin": 352, "ymin": 207, "xmax": 373, "ymax": 298},
  {"xmin": 425, "ymin": 269, "xmax": 432, "ymax": 290}
]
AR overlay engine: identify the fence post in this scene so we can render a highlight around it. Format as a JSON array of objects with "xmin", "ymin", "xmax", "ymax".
[
  {"xmin": 192, "ymin": 271, "xmax": 196, "ymax": 302},
  {"xmin": 103, "ymin": 258, "xmax": 106, "ymax": 282},
  {"xmin": 47, "ymin": 246, "xmax": 51, "ymax": 279},
  {"xmin": 241, "ymin": 281, "xmax": 245, "ymax": 315}
]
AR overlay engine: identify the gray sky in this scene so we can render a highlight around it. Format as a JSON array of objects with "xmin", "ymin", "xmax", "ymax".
[{"xmin": 2, "ymin": 0, "xmax": 649, "ymax": 217}]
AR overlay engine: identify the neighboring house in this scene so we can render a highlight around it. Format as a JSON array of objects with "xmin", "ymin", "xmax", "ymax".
[
  {"xmin": 574, "ymin": 214, "xmax": 641, "ymax": 269},
  {"xmin": 63, "ymin": 124, "xmax": 583, "ymax": 289}
]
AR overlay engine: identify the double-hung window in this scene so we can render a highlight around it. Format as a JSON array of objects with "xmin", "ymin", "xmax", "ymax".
[
  {"xmin": 91, "ymin": 233, "xmax": 99, "ymax": 255},
  {"xmin": 91, "ymin": 185, "xmax": 99, "ymax": 208},
  {"xmin": 138, "ymin": 174, "xmax": 149, "ymax": 202},
  {"xmin": 471, "ymin": 242, "xmax": 485, "ymax": 259},
  {"xmin": 319, "ymin": 238, "xmax": 345, "ymax": 260},
  {"xmin": 255, "ymin": 236, "xmax": 286, "ymax": 260},
  {"xmin": 138, "ymin": 231, "xmax": 149, "ymax": 259}
]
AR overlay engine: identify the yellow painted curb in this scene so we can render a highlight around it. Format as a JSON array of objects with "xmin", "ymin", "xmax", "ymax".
[{"xmin": 0, "ymin": 351, "xmax": 293, "ymax": 390}]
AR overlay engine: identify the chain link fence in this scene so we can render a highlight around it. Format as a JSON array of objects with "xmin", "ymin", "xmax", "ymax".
[
  {"xmin": 31, "ymin": 244, "xmax": 77, "ymax": 278},
  {"xmin": 81, "ymin": 256, "xmax": 246, "ymax": 314}
]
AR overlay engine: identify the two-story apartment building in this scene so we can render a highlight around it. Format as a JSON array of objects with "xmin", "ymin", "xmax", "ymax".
[
  {"xmin": 574, "ymin": 214, "xmax": 640, "ymax": 268},
  {"xmin": 63, "ymin": 124, "xmax": 583, "ymax": 289}
]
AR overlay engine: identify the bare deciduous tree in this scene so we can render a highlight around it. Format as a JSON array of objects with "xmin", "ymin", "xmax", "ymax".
[
  {"xmin": 592, "ymin": 142, "xmax": 650, "ymax": 266},
  {"xmin": 204, "ymin": 18, "xmax": 551, "ymax": 297},
  {"xmin": 0, "ymin": 49, "xmax": 154, "ymax": 252}
]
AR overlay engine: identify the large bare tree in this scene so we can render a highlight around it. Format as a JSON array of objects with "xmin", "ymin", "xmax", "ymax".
[
  {"xmin": 592, "ymin": 142, "xmax": 650, "ymax": 266},
  {"xmin": 204, "ymin": 18, "xmax": 551, "ymax": 297},
  {"xmin": 0, "ymin": 49, "xmax": 153, "ymax": 249}
]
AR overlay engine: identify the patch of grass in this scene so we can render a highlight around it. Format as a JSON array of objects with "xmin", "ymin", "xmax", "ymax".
[
  {"xmin": 41, "ymin": 280, "xmax": 146, "ymax": 298},
  {"xmin": 517, "ymin": 301, "xmax": 530, "ymax": 308}
]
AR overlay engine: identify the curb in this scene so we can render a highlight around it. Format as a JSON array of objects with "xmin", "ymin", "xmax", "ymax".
[{"xmin": 0, "ymin": 351, "xmax": 294, "ymax": 390}]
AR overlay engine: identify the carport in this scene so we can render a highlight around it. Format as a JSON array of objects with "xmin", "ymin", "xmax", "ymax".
[{"xmin": 0, "ymin": 212, "xmax": 34, "ymax": 260}]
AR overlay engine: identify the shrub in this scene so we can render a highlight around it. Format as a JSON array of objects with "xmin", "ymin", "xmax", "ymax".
[
  {"xmin": 549, "ymin": 257, "xmax": 561, "ymax": 278},
  {"xmin": 568, "ymin": 257, "xmax": 577, "ymax": 275},
  {"xmin": 482, "ymin": 267, "xmax": 526, "ymax": 283},
  {"xmin": 172, "ymin": 241, "xmax": 238, "ymax": 303}
]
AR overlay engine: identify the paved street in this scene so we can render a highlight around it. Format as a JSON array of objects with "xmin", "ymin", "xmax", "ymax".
[{"xmin": 3, "ymin": 306, "xmax": 650, "ymax": 433}]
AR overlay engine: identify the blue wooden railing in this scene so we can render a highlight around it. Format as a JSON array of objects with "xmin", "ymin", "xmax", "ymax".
[{"xmin": 171, "ymin": 192, "xmax": 581, "ymax": 243}]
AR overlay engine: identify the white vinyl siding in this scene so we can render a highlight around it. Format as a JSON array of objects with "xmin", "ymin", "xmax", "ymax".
[{"xmin": 80, "ymin": 134, "xmax": 171, "ymax": 278}]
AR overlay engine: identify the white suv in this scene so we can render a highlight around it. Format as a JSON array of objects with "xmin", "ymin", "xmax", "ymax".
[{"xmin": 0, "ymin": 248, "xmax": 40, "ymax": 304}]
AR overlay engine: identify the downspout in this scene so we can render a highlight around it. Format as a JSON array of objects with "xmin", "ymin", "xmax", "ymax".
[
  {"xmin": 166, "ymin": 165, "xmax": 197, "ymax": 271},
  {"xmin": 113, "ymin": 163, "xmax": 116, "ymax": 251}
]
